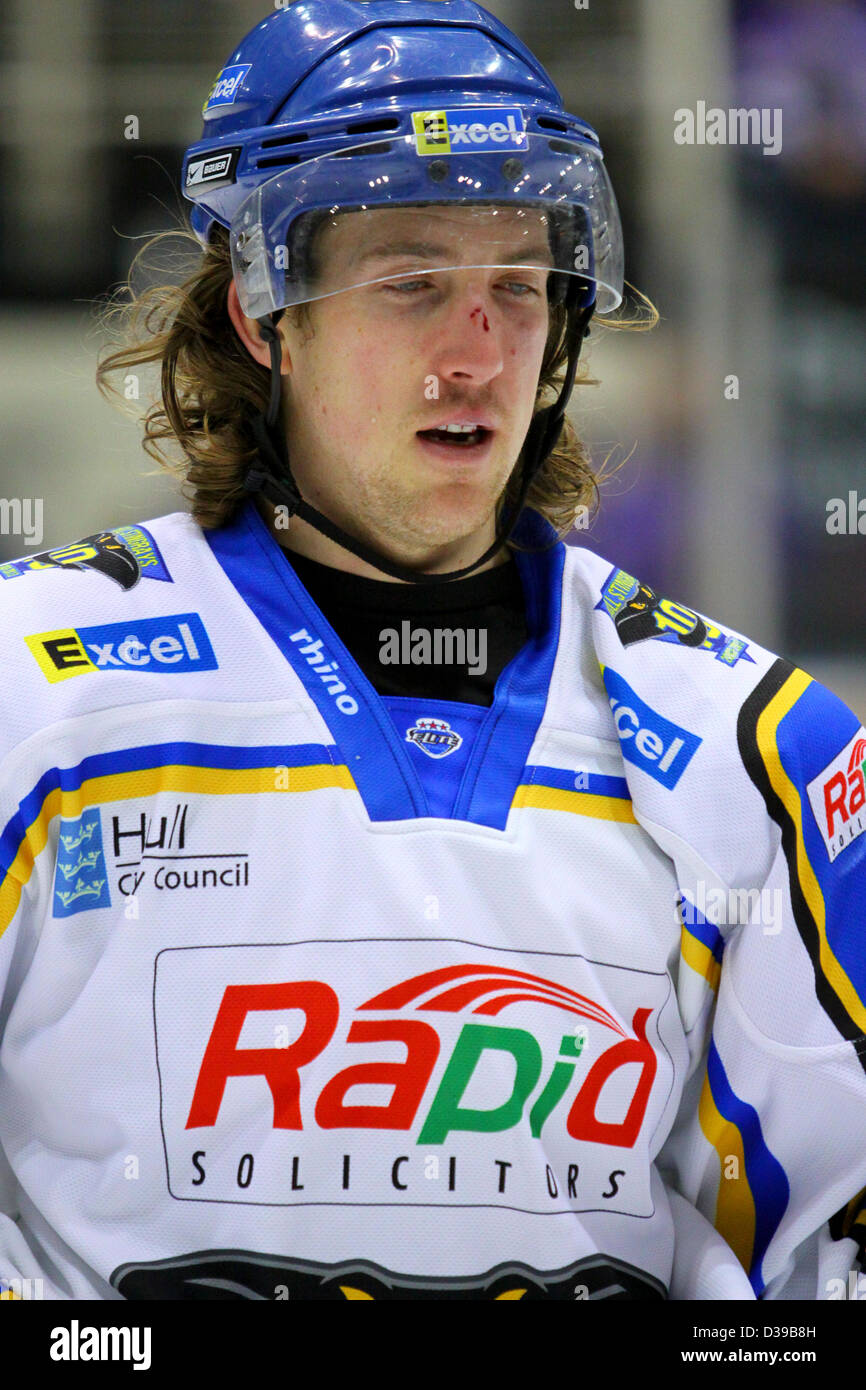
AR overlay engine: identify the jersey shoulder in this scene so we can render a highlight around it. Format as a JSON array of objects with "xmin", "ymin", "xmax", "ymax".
[
  {"xmin": 0, "ymin": 512, "xmax": 201, "ymax": 616},
  {"xmin": 0, "ymin": 511, "xmax": 223, "ymax": 761},
  {"xmin": 561, "ymin": 544, "xmax": 866, "ymax": 885}
]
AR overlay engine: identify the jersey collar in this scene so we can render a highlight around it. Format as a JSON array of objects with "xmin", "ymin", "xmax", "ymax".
[{"xmin": 205, "ymin": 500, "xmax": 564, "ymax": 829}]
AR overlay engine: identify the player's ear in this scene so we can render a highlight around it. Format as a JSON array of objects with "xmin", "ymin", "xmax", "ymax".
[{"xmin": 226, "ymin": 280, "xmax": 292, "ymax": 375}]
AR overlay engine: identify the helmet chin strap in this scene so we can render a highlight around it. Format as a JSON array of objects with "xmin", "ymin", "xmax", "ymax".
[{"xmin": 244, "ymin": 290, "xmax": 594, "ymax": 585}]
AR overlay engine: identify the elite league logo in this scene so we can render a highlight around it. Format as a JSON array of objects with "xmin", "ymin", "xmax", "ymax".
[{"xmin": 406, "ymin": 718, "xmax": 463, "ymax": 759}]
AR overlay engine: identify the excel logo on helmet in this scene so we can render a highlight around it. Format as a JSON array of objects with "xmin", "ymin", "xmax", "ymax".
[
  {"xmin": 411, "ymin": 107, "xmax": 529, "ymax": 156},
  {"xmin": 202, "ymin": 63, "xmax": 252, "ymax": 119}
]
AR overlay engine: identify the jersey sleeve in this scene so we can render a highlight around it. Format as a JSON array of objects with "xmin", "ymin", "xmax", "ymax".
[
  {"xmin": 655, "ymin": 659, "xmax": 866, "ymax": 1299},
  {"xmin": 0, "ymin": 746, "xmax": 72, "ymax": 1298}
]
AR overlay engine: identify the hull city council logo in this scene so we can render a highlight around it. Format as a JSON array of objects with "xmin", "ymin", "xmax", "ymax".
[{"xmin": 53, "ymin": 809, "xmax": 110, "ymax": 917}]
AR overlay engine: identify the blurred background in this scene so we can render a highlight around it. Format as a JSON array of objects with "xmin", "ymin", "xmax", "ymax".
[{"xmin": 0, "ymin": 0, "xmax": 863, "ymax": 715}]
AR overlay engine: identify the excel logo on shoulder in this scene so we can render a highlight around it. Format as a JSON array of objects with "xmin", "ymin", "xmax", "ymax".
[
  {"xmin": 25, "ymin": 613, "xmax": 217, "ymax": 683},
  {"xmin": 601, "ymin": 665, "xmax": 702, "ymax": 789},
  {"xmin": 412, "ymin": 107, "xmax": 528, "ymax": 156}
]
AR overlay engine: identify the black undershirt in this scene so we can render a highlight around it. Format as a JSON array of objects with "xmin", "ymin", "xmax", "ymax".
[{"xmin": 282, "ymin": 547, "xmax": 529, "ymax": 707}]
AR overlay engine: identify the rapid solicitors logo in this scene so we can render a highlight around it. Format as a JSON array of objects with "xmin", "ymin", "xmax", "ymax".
[
  {"xmin": 154, "ymin": 941, "xmax": 672, "ymax": 1215},
  {"xmin": 806, "ymin": 729, "xmax": 866, "ymax": 863}
]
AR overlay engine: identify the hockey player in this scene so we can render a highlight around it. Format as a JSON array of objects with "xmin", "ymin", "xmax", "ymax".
[{"xmin": 1, "ymin": 0, "xmax": 864, "ymax": 1302}]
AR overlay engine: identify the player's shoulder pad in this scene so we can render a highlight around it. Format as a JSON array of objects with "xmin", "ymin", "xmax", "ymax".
[
  {"xmin": 563, "ymin": 547, "xmax": 866, "ymax": 892},
  {"xmin": 0, "ymin": 511, "xmax": 213, "ymax": 759}
]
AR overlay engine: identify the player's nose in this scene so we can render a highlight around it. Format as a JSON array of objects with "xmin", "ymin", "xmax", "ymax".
[{"xmin": 432, "ymin": 282, "xmax": 507, "ymax": 384}]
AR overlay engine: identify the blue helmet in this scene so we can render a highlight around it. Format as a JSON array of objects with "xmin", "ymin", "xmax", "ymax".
[
  {"xmin": 182, "ymin": 0, "xmax": 624, "ymax": 318},
  {"xmin": 180, "ymin": 0, "xmax": 622, "ymax": 584}
]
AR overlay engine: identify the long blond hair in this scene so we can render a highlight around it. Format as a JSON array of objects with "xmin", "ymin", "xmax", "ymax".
[{"xmin": 95, "ymin": 218, "xmax": 656, "ymax": 538}]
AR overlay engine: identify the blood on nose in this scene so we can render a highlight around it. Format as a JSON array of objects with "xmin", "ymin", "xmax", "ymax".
[{"xmin": 470, "ymin": 307, "xmax": 490, "ymax": 332}]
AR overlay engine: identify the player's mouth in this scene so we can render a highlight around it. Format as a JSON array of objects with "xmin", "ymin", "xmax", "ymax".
[{"xmin": 415, "ymin": 422, "xmax": 495, "ymax": 459}]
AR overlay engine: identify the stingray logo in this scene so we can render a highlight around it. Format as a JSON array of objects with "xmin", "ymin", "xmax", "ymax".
[
  {"xmin": 111, "ymin": 1251, "xmax": 665, "ymax": 1301},
  {"xmin": 597, "ymin": 567, "xmax": 753, "ymax": 667},
  {"xmin": 0, "ymin": 524, "xmax": 171, "ymax": 589},
  {"xmin": 406, "ymin": 718, "xmax": 463, "ymax": 759}
]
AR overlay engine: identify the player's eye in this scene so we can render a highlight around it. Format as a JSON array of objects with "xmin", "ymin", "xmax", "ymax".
[
  {"xmin": 499, "ymin": 280, "xmax": 542, "ymax": 298},
  {"xmin": 381, "ymin": 278, "xmax": 433, "ymax": 295},
  {"xmin": 380, "ymin": 277, "xmax": 543, "ymax": 299}
]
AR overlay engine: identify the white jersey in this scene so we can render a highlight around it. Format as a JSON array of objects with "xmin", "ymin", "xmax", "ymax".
[{"xmin": 0, "ymin": 501, "xmax": 864, "ymax": 1301}]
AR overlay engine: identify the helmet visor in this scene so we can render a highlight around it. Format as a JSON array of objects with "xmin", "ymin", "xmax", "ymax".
[{"xmin": 230, "ymin": 130, "xmax": 623, "ymax": 319}]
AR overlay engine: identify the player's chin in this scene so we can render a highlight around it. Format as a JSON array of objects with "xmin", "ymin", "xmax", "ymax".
[
  {"xmin": 415, "ymin": 431, "xmax": 515, "ymax": 491},
  {"xmin": 410, "ymin": 485, "xmax": 508, "ymax": 554}
]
